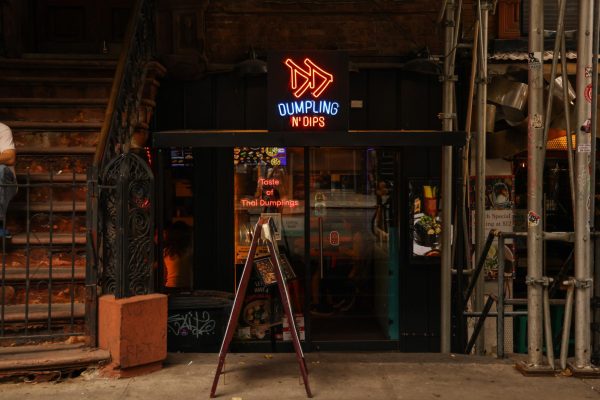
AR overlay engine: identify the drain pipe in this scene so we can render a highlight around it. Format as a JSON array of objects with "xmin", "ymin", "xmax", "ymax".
[
  {"xmin": 440, "ymin": 0, "xmax": 456, "ymax": 354},
  {"xmin": 526, "ymin": 0, "xmax": 545, "ymax": 368},
  {"xmin": 573, "ymin": 0, "xmax": 595, "ymax": 371},
  {"xmin": 474, "ymin": 0, "xmax": 490, "ymax": 356}
]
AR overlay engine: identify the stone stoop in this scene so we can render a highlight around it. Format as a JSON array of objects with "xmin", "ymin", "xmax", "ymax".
[{"xmin": 0, "ymin": 343, "xmax": 110, "ymax": 381}]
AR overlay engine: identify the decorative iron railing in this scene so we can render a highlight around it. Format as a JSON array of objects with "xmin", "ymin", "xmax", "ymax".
[{"xmin": 91, "ymin": 0, "xmax": 156, "ymax": 299}]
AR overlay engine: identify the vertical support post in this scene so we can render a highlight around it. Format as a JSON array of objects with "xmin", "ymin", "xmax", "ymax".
[
  {"xmin": 591, "ymin": 0, "xmax": 600, "ymax": 364},
  {"xmin": 497, "ymin": 235, "xmax": 505, "ymax": 358},
  {"xmin": 574, "ymin": 0, "xmax": 594, "ymax": 370},
  {"xmin": 526, "ymin": 0, "xmax": 545, "ymax": 367},
  {"xmin": 85, "ymin": 167, "xmax": 99, "ymax": 346},
  {"xmin": 543, "ymin": 281, "xmax": 555, "ymax": 369},
  {"xmin": 441, "ymin": 0, "xmax": 456, "ymax": 354},
  {"xmin": 474, "ymin": 0, "xmax": 490, "ymax": 355},
  {"xmin": 560, "ymin": 279, "xmax": 575, "ymax": 370}
]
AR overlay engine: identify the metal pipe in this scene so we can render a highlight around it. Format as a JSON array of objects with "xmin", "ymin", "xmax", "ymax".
[
  {"xmin": 464, "ymin": 231, "xmax": 496, "ymax": 308},
  {"xmin": 591, "ymin": 0, "xmax": 600, "ymax": 366},
  {"xmin": 464, "ymin": 311, "xmax": 529, "ymax": 317},
  {"xmin": 474, "ymin": 0, "xmax": 490, "ymax": 356},
  {"xmin": 574, "ymin": 0, "xmax": 594, "ymax": 369},
  {"xmin": 506, "ymin": 298, "xmax": 566, "ymax": 305},
  {"xmin": 560, "ymin": 279, "xmax": 575, "ymax": 370},
  {"xmin": 441, "ymin": 0, "xmax": 456, "ymax": 354},
  {"xmin": 542, "ymin": 0, "xmax": 568, "ymax": 148},
  {"xmin": 497, "ymin": 235, "xmax": 505, "ymax": 358},
  {"xmin": 527, "ymin": 0, "xmax": 545, "ymax": 367},
  {"xmin": 543, "ymin": 283, "xmax": 555, "ymax": 369},
  {"xmin": 543, "ymin": 0, "xmax": 569, "ymax": 152},
  {"xmin": 561, "ymin": 28, "xmax": 576, "ymax": 214}
]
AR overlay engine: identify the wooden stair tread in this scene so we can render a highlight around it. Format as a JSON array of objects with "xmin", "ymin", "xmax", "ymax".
[
  {"xmin": 10, "ymin": 233, "xmax": 87, "ymax": 245},
  {"xmin": 0, "ymin": 303, "xmax": 85, "ymax": 323},
  {"xmin": 1, "ymin": 267, "xmax": 85, "ymax": 282}
]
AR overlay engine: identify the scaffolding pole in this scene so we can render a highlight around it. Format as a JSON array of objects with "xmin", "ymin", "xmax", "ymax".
[
  {"xmin": 474, "ymin": 0, "xmax": 490, "ymax": 355},
  {"xmin": 526, "ymin": 0, "xmax": 545, "ymax": 368},
  {"xmin": 440, "ymin": 0, "xmax": 456, "ymax": 354},
  {"xmin": 573, "ymin": 0, "xmax": 594, "ymax": 371}
]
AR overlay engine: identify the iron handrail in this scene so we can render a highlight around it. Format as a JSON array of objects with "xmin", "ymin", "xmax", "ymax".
[{"xmin": 93, "ymin": 0, "xmax": 155, "ymax": 171}]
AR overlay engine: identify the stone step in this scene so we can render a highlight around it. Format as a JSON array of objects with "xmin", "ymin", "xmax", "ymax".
[
  {"xmin": 0, "ymin": 77, "xmax": 113, "ymax": 98},
  {"xmin": 0, "ymin": 343, "xmax": 108, "ymax": 375},
  {"xmin": 10, "ymin": 202, "xmax": 87, "ymax": 213},
  {"xmin": 10, "ymin": 233, "xmax": 87, "ymax": 246},
  {"xmin": 0, "ymin": 303, "xmax": 85, "ymax": 323},
  {"xmin": 16, "ymin": 173, "xmax": 88, "ymax": 183},
  {"xmin": 1, "ymin": 267, "xmax": 86, "ymax": 282},
  {"xmin": 0, "ymin": 98, "xmax": 107, "ymax": 123},
  {"xmin": 15, "ymin": 155, "xmax": 91, "ymax": 175},
  {"xmin": 6, "ymin": 121, "xmax": 103, "ymax": 131},
  {"xmin": 0, "ymin": 58, "xmax": 116, "ymax": 78}
]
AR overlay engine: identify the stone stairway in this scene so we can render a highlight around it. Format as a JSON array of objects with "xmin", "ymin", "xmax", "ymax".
[{"xmin": 0, "ymin": 56, "xmax": 164, "ymax": 345}]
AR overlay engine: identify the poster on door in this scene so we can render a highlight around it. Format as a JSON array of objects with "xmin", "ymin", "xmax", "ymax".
[{"xmin": 409, "ymin": 180, "xmax": 442, "ymax": 260}]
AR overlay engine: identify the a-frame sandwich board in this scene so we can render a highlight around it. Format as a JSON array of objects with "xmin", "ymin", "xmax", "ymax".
[{"xmin": 210, "ymin": 216, "xmax": 312, "ymax": 398}]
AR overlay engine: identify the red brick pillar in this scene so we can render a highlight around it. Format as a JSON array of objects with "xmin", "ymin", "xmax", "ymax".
[{"xmin": 99, "ymin": 294, "xmax": 168, "ymax": 378}]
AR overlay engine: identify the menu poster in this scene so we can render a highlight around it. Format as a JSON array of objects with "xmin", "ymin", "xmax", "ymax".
[
  {"xmin": 408, "ymin": 179, "xmax": 442, "ymax": 260},
  {"xmin": 254, "ymin": 254, "xmax": 297, "ymax": 286}
]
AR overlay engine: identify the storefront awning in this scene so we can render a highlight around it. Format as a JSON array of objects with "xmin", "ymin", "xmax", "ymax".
[{"xmin": 153, "ymin": 130, "xmax": 467, "ymax": 148}]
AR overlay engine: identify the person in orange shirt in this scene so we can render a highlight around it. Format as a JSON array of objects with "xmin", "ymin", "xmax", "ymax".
[{"xmin": 163, "ymin": 221, "xmax": 193, "ymax": 292}]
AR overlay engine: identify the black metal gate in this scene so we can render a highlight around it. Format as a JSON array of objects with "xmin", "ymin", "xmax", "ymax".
[{"xmin": 0, "ymin": 152, "xmax": 154, "ymax": 345}]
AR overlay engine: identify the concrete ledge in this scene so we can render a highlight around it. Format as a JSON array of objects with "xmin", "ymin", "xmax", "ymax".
[{"xmin": 99, "ymin": 294, "xmax": 167, "ymax": 375}]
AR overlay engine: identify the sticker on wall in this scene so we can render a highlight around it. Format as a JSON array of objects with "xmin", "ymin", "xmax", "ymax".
[
  {"xmin": 578, "ymin": 144, "xmax": 592, "ymax": 153},
  {"xmin": 528, "ymin": 52, "xmax": 542, "ymax": 69},
  {"xmin": 527, "ymin": 211, "xmax": 541, "ymax": 227},
  {"xmin": 530, "ymin": 113, "xmax": 543, "ymax": 129},
  {"xmin": 581, "ymin": 119, "xmax": 592, "ymax": 134},
  {"xmin": 585, "ymin": 84, "xmax": 594, "ymax": 104},
  {"xmin": 585, "ymin": 66, "xmax": 593, "ymax": 78}
]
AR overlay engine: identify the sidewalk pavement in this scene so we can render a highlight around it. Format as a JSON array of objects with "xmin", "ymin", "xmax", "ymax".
[{"xmin": 1, "ymin": 352, "xmax": 599, "ymax": 400}]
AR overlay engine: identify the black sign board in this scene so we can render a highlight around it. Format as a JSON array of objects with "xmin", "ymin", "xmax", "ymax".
[{"xmin": 268, "ymin": 51, "xmax": 348, "ymax": 132}]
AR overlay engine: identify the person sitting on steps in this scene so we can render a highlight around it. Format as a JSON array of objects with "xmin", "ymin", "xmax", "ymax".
[{"xmin": 0, "ymin": 122, "xmax": 17, "ymax": 238}]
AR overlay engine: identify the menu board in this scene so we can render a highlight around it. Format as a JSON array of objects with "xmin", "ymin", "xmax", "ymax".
[
  {"xmin": 233, "ymin": 147, "xmax": 287, "ymax": 166},
  {"xmin": 254, "ymin": 254, "xmax": 297, "ymax": 286}
]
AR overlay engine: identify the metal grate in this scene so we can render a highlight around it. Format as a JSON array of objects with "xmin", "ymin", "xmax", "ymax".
[{"xmin": 1, "ymin": 171, "xmax": 89, "ymax": 343}]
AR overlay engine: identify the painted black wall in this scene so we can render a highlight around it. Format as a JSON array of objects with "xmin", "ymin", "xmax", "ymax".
[{"xmin": 154, "ymin": 69, "xmax": 445, "ymax": 351}]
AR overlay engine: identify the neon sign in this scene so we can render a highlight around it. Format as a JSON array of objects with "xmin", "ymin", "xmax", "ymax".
[
  {"xmin": 268, "ymin": 51, "xmax": 348, "ymax": 132},
  {"xmin": 284, "ymin": 58, "xmax": 333, "ymax": 98}
]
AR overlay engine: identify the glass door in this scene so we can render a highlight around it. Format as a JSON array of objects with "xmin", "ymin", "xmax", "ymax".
[{"xmin": 307, "ymin": 148, "xmax": 398, "ymax": 342}]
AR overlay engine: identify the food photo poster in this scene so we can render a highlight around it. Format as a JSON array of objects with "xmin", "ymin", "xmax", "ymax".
[{"xmin": 409, "ymin": 180, "xmax": 443, "ymax": 260}]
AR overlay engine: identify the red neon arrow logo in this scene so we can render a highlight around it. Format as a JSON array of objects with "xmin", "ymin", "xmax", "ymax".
[{"xmin": 284, "ymin": 58, "xmax": 334, "ymax": 99}]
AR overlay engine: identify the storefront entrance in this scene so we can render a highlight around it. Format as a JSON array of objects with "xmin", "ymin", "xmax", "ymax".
[
  {"xmin": 154, "ymin": 130, "xmax": 465, "ymax": 352},
  {"xmin": 234, "ymin": 147, "xmax": 398, "ymax": 344}
]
